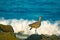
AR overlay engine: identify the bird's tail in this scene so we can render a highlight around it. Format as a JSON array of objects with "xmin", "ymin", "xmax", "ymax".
[{"xmin": 30, "ymin": 27, "xmax": 32, "ymax": 30}]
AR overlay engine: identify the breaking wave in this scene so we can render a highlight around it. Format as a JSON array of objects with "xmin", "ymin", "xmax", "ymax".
[{"xmin": 0, "ymin": 17, "xmax": 60, "ymax": 35}]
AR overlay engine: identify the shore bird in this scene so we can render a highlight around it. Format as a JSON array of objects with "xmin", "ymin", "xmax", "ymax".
[{"xmin": 29, "ymin": 16, "xmax": 42, "ymax": 30}]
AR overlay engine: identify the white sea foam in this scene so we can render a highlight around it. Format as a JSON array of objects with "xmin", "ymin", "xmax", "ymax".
[{"xmin": 0, "ymin": 17, "xmax": 60, "ymax": 35}]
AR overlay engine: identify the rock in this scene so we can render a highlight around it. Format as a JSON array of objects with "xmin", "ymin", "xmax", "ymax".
[
  {"xmin": 0, "ymin": 24, "xmax": 14, "ymax": 32},
  {"xmin": 0, "ymin": 24, "xmax": 17, "ymax": 40},
  {"xmin": 25, "ymin": 34, "xmax": 42, "ymax": 40},
  {"xmin": 0, "ymin": 24, "xmax": 15, "ymax": 36},
  {"xmin": 0, "ymin": 32, "xmax": 16, "ymax": 40}
]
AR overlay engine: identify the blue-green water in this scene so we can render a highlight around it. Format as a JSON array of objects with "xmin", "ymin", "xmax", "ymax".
[{"xmin": 0, "ymin": 0, "xmax": 60, "ymax": 21}]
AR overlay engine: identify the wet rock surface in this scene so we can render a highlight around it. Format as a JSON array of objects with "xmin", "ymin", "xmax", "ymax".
[
  {"xmin": 25, "ymin": 34, "xmax": 42, "ymax": 40},
  {"xmin": 0, "ymin": 24, "xmax": 17, "ymax": 40}
]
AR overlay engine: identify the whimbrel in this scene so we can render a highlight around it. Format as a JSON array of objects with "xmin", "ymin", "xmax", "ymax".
[{"xmin": 29, "ymin": 16, "xmax": 42, "ymax": 33}]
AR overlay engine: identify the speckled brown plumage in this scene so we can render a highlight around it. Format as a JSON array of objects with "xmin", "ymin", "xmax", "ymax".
[{"xmin": 29, "ymin": 16, "xmax": 42, "ymax": 30}]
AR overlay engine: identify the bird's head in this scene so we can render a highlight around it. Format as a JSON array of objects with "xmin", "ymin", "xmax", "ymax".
[{"xmin": 39, "ymin": 16, "xmax": 42, "ymax": 21}]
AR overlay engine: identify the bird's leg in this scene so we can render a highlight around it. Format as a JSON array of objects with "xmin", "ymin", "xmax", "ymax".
[
  {"xmin": 35, "ymin": 29, "xmax": 38, "ymax": 34},
  {"xmin": 35, "ymin": 29, "xmax": 36, "ymax": 34}
]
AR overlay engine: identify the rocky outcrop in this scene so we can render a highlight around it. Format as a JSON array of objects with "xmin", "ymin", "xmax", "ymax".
[
  {"xmin": 0, "ymin": 32, "xmax": 16, "ymax": 40},
  {"xmin": 0, "ymin": 24, "xmax": 14, "ymax": 32},
  {"xmin": 25, "ymin": 34, "xmax": 42, "ymax": 40},
  {"xmin": 0, "ymin": 24, "xmax": 16, "ymax": 40}
]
